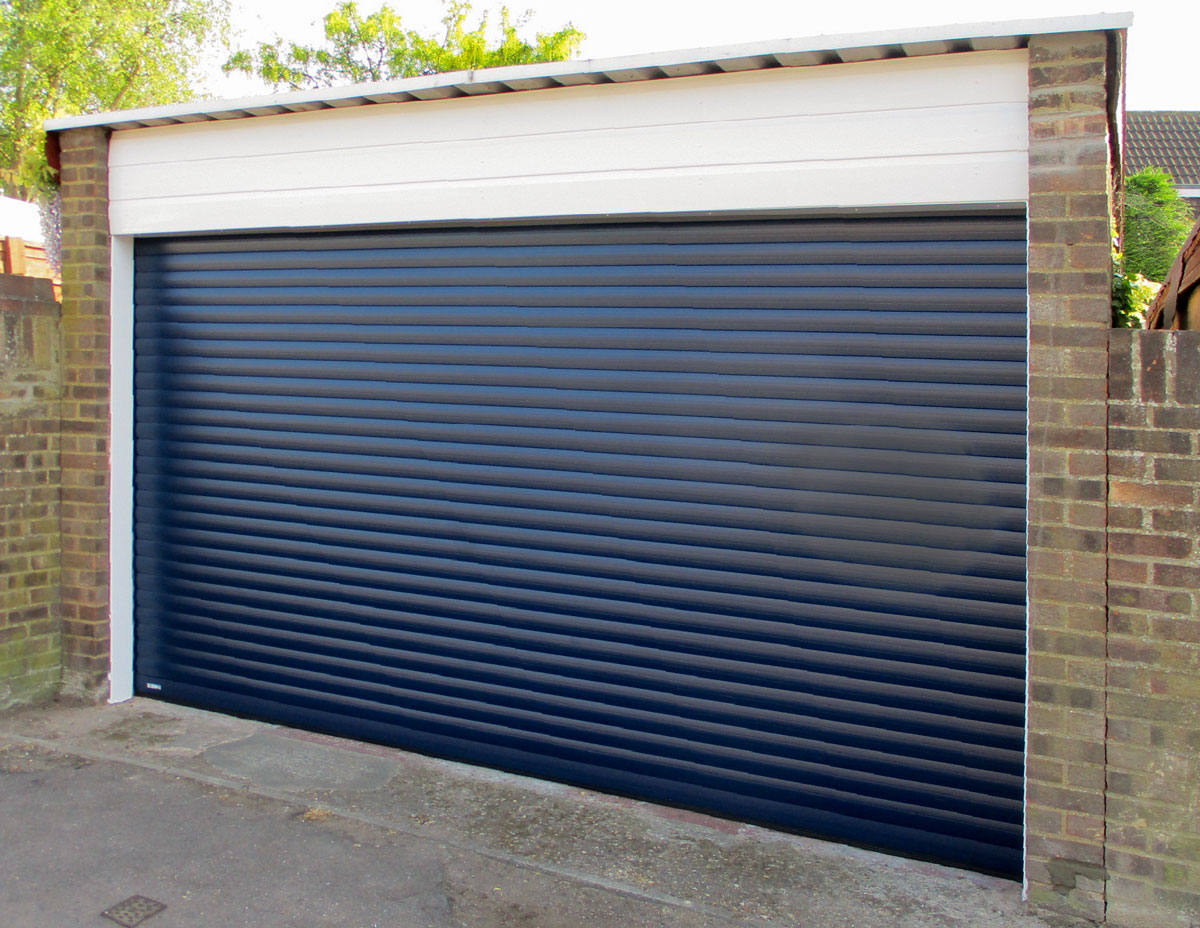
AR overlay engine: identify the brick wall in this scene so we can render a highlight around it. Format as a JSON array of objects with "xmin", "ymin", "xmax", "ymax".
[
  {"xmin": 0, "ymin": 273, "xmax": 61, "ymax": 708},
  {"xmin": 1025, "ymin": 29, "xmax": 1118, "ymax": 923},
  {"xmin": 57, "ymin": 127, "xmax": 112, "ymax": 701},
  {"xmin": 1104, "ymin": 331, "xmax": 1200, "ymax": 928},
  {"xmin": 1023, "ymin": 29, "xmax": 1200, "ymax": 928},
  {"xmin": 0, "ymin": 127, "xmax": 111, "ymax": 708}
]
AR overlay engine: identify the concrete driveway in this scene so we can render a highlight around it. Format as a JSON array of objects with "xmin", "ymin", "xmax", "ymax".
[{"xmin": 0, "ymin": 699, "xmax": 1087, "ymax": 928}]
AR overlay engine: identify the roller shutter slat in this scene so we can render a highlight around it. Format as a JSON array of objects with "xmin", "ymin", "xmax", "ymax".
[
  {"xmin": 139, "ymin": 502, "xmax": 1027, "ymax": 599},
  {"xmin": 138, "ymin": 436, "xmax": 1027, "ymax": 507},
  {"xmin": 139, "ymin": 547, "xmax": 1025, "ymax": 659},
  {"xmin": 138, "ymin": 323, "xmax": 1027, "ymax": 361},
  {"xmin": 137, "ymin": 305, "xmax": 1027, "ymax": 336},
  {"xmin": 136, "ymin": 456, "xmax": 1026, "ymax": 531},
  {"xmin": 139, "ymin": 262, "xmax": 1028, "ymax": 289},
  {"xmin": 137, "ymin": 365, "xmax": 1029, "ymax": 409},
  {"xmin": 139, "ymin": 575, "xmax": 1025, "ymax": 751},
  {"xmin": 143, "ymin": 216, "xmax": 1027, "ymax": 251},
  {"xmin": 135, "ymin": 550, "xmax": 1023, "ymax": 726},
  {"xmin": 136, "ymin": 284, "xmax": 1026, "ymax": 311},
  {"xmin": 135, "ymin": 420, "xmax": 1027, "ymax": 483},
  {"xmin": 136, "ymin": 484, "xmax": 1028, "ymax": 571},
  {"xmin": 136, "ymin": 382, "xmax": 1027, "ymax": 431},
  {"xmin": 144, "ymin": 589, "xmax": 1024, "ymax": 768},
  {"xmin": 137, "ymin": 397, "xmax": 1028, "ymax": 455},
  {"xmin": 141, "ymin": 239, "xmax": 1028, "ymax": 270}
]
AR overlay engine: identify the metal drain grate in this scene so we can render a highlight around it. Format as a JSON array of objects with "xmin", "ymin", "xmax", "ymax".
[{"xmin": 101, "ymin": 896, "xmax": 167, "ymax": 927}]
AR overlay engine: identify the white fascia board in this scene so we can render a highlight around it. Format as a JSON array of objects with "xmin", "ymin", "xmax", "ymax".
[{"xmin": 45, "ymin": 12, "xmax": 1131, "ymax": 133}]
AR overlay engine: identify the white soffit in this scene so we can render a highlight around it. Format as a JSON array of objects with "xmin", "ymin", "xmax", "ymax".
[{"xmin": 46, "ymin": 13, "xmax": 1131, "ymax": 133}]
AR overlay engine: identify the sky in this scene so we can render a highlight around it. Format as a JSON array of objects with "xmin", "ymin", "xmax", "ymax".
[{"xmin": 205, "ymin": 0, "xmax": 1194, "ymax": 110}]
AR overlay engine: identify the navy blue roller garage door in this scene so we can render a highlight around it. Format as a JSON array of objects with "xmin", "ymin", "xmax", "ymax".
[{"xmin": 133, "ymin": 213, "xmax": 1027, "ymax": 875}]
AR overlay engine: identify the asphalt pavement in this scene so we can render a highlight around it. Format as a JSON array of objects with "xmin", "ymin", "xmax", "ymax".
[{"xmin": 0, "ymin": 698, "xmax": 1091, "ymax": 928}]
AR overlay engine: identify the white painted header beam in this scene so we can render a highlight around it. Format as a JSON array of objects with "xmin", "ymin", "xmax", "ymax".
[{"xmin": 108, "ymin": 51, "xmax": 1031, "ymax": 236}]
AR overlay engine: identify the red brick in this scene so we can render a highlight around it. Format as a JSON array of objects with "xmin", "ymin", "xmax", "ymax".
[
  {"xmin": 1108, "ymin": 559, "xmax": 1148, "ymax": 583},
  {"xmin": 1108, "ymin": 404, "xmax": 1149, "ymax": 427},
  {"xmin": 1029, "ymin": 37, "xmax": 1107, "ymax": 63},
  {"xmin": 1031, "ymin": 525, "xmax": 1105, "ymax": 553},
  {"xmin": 1110, "ymin": 429, "xmax": 1193, "ymax": 454},
  {"xmin": 1028, "ymin": 167, "xmax": 1110, "ymax": 196},
  {"xmin": 1156, "ymin": 458, "xmax": 1200, "ymax": 482},
  {"xmin": 1154, "ymin": 564, "xmax": 1200, "ymax": 590},
  {"xmin": 1109, "ymin": 533, "xmax": 1192, "ymax": 559},
  {"xmin": 1027, "ymin": 779, "xmax": 1107, "ymax": 818},
  {"xmin": 1150, "ymin": 617, "xmax": 1200, "ymax": 645},
  {"xmin": 1109, "ymin": 482, "xmax": 1192, "ymax": 507}
]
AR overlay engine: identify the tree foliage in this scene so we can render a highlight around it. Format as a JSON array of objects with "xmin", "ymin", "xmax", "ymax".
[
  {"xmin": 0, "ymin": 0, "xmax": 229, "ymax": 198},
  {"xmin": 225, "ymin": 0, "xmax": 584, "ymax": 91},
  {"xmin": 1123, "ymin": 166, "xmax": 1194, "ymax": 282},
  {"xmin": 1112, "ymin": 241, "xmax": 1159, "ymax": 329}
]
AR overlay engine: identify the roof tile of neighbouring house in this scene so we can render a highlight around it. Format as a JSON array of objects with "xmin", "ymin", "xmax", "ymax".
[{"xmin": 1126, "ymin": 112, "xmax": 1200, "ymax": 186}]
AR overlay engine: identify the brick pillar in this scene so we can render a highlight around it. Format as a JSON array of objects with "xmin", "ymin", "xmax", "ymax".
[
  {"xmin": 58, "ymin": 127, "xmax": 112, "ymax": 700},
  {"xmin": 1024, "ymin": 30, "xmax": 1119, "ymax": 922},
  {"xmin": 0, "ymin": 274, "xmax": 62, "ymax": 708},
  {"xmin": 1105, "ymin": 331, "xmax": 1200, "ymax": 928}
]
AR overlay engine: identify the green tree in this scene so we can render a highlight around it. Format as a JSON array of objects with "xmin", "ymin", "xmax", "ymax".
[
  {"xmin": 225, "ymin": 0, "xmax": 584, "ymax": 92},
  {"xmin": 0, "ymin": 0, "xmax": 229, "ymax": 199},
  {"xmin": 1111, "ymin": 241, "xmax": 1160, "ymax": 329},
  {"xmin": 1123, "ymin": 166, "xmax": 1194, "ymax": 282}
]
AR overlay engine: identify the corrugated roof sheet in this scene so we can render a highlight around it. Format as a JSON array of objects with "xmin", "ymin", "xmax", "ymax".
[
  {"xmin": 44, "ymin": 13, "xmax": 1131, "ymax": 133},
  {"xmin": 1126, "ymin": 112, "xmax": 1200, "ymax": 186}
]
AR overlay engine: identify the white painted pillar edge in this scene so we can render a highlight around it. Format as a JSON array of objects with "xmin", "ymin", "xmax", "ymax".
[{"xmin": 108, "ymin": 234, "xmax": 135, "ymax": 703}]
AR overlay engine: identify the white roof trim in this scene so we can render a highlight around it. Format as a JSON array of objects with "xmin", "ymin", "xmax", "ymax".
[{"xmin": 45, "ymin": 12, "xmax": 1132, "ymax": 133}]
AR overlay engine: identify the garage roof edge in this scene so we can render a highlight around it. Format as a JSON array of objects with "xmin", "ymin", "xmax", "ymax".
[{"xmin": 45, "ymin": 12, "xmax": 1132, "ymax": 133}]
